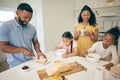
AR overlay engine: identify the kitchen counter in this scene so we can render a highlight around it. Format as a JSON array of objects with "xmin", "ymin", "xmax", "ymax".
[{"xmin": 0, "ymin": 51, "xmax": 111, "ymax": 80}]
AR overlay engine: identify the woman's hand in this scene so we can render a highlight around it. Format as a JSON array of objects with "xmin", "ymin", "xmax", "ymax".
[
  {"xmin": 84, "ymin": 30, "xmax": 92, "ymax": 37},
  {"xmin": 103, "ymin": 63, "xmax": 114, "ymax": 70},
  {"xmin": 74, "ymin": 31, "xmax": 80, "ymax": 40},
  {"xmin": 84, "ymin": 30, "xmax": 98, "ymax": 42}
]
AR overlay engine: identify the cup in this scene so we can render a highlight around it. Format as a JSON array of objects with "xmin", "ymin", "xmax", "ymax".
[
  {"xmin": 80, "ymin": 30, "xmax": 85, "ymax": 36},
  {"xmin": 94, "ymin": 63, "xmax": 105, "ymax": 80}
]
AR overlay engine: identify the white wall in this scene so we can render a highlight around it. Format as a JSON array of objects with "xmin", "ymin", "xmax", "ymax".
[
  {"xmin": 0, "ymin": 0, "xmax": 18, "ymax": 8},
  {"xmin": 18, "ymin": 0, "xmax": 45, "ymax": 52},
  {"xmin": 43, "ymin": 0, "xmax": 75, "ymax": 52}
]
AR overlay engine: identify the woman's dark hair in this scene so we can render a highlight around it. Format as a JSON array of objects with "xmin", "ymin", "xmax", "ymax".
[
  {"xmin": 62, "ymin": 31, "xmax": 73, "ymax": 39},
  {"xmin": 78, "ymin": 5, "xmax": 96, "ymax": 26},
  {"xmin": 105, "ymin": 26, "xmax": 120, "ymax": 45},
  {"xmin": 17, "ymin": 3, "xmax": 33, "ymax": 13}
]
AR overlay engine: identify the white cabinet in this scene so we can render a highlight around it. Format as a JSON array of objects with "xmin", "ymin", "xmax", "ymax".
[
  {"xmin": 99, "ymin": 20, "xmax": 112, "ymax": 32},
  {"xmin": 98, "ymin": 20, "xmax": 120, "ymax": 32},
  {"xmin": 118, "ymin": 37, "xmax": 120, "ymax": 57}
]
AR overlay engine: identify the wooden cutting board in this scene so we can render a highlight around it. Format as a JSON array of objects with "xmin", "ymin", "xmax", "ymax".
[{"xmin": 37, "ymin": 62, "xmax": 86, "ymax": 80}]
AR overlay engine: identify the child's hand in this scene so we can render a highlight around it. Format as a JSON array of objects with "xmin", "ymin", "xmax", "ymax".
[
  {"xmin": 80, "ymin": 51, "xmax": 88, "ymax": 57},
  {"xmin": 103, "ymin": 63, "xmax": 114, "ymax": 70},
  {"xmin": 62, "ymin": 53, "xmax": 68, "ymax": 58},
  {"xmin": 54, "ymin": 46, "xmax": 60, "ymax": 50}
]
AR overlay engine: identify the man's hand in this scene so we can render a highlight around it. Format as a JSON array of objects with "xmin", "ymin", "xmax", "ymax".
[
  {"xmin": 22, "ymin": 48, "xmax": 33, "ymax": 57},
  {"xmin": 37, "ymin": 51, "xmax": 47, "ymax": 59}
]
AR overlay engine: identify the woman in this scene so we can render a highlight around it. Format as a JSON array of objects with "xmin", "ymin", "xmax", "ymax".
[{"xmin": 74, "ymin": 5, "xmax": 98, "ymax": 56}]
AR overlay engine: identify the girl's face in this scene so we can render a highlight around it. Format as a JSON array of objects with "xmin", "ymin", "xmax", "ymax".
[
  {"xmin": 62, "ymin": 38, "xmax": 72, "ymax": 46},
  {"xmin": 81, "ymin": 10, "xmax": 90, "ymax": 22},
  {"xmin": 102, "ymin": 34, "xmax": 114, "ymax": 49}
]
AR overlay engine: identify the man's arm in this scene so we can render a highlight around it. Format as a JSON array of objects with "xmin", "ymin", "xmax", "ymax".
[
  {"xmin": 0, "ymin": 41, "xmax": 23, "ymax": 53},
  {"xmin": 33, "ymin": 40, "xmax": 46, "ymax": 58},
  {"xmin": 0, "ymin": 41, "xmax": 33, "ymax": 56}
]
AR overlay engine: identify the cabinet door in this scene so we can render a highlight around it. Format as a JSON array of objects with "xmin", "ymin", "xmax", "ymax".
[
  {"xmin": 99, "ymin": 20, "xmax": 113, "ymax": 32},
  {"xmin": 118, "ymin": 20, "xmax": 120, "ymax": 26},
  {"xmin": 103, "ymin": 20, "xmax": 112, "ymax": 32},
  {"xmin": 118, "ymin": 37, "xmax": 120, "ymax": 57},
  {"xmin": 98, "ymin": 20, "xmax": 104, "ymax": 32},
  {"xmin": 112, "ymin": 21, "xmax": 118, "ymax": 27}
]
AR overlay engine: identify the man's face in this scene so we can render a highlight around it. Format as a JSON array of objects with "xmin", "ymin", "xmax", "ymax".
[
  {"xmin": 18, "ymin": 16, "xmax": 26, "ymax": 26},
  {"xmin": 17, "ymin": 10, "xmax": 32, "ymax": 26}
]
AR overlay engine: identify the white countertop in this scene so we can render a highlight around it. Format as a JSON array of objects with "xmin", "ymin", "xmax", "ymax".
[{"xmin": 0, "ymin": 51, "xmax": 111, "ymax": 80}]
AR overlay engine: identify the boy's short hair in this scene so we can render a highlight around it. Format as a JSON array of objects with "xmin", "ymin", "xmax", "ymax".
[{"xmin": 17, "ymin": 3, "xmax": 33, "ymax": 13}]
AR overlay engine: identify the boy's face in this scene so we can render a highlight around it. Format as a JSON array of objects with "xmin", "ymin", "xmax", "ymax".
[
  {"xmin": 62, "ymin": 38, "xmax": 72, "ymax": 46},
  {"xmin": 102, "ymin": 34, "xmax": 114, "ymax": 49}
]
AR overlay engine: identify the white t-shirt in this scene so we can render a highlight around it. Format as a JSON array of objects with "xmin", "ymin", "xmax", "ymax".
[{"xmin": 87, "ymin": 41, "xmax": 119, "ymax": 64}]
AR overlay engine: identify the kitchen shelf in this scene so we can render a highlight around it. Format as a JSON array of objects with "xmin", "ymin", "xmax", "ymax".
[{"xmin": 92, "ymin": 4, "xmax": 120, "ymax": 9}]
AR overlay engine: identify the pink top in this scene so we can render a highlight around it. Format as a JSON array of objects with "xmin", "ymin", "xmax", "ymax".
[{"xmin": 59, "ymin": 40, "xmax": 78, "ymax": 53}]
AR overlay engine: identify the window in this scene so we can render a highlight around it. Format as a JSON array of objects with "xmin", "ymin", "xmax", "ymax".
[
  {"xmin": 0, "ymin": 10, "xmax": 15, "ymax": 26},
  {"xmin": 0, "ymin": 10, "xmax": 15, "ymax": 62}
]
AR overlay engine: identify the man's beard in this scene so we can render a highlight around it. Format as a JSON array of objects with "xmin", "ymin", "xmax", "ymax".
[{"xmin": 18, "ymin": 17, "xmax": 27, "ymax": 27}]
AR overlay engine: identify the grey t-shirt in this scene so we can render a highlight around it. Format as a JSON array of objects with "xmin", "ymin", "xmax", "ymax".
[{"xmin": 0, "ymin": 18, "xmax": 37, "ymax": 67}]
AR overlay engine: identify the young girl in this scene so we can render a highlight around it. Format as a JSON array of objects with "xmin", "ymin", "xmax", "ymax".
[
  {"xmin": 74, "ymin": 5, "xmax": 98, "ymax": 56},
  {"xmin": 55, "ymin": 31, "xmax": 78, "ymax": 58},
  {"xmin": 82, "ymin": 26, "xmax": 120, "ymax": 70}
]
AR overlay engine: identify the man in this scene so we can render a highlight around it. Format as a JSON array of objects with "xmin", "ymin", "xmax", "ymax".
[{"xmin": 0, "ymin": 3, "xmax": 46, "ymax": 68}]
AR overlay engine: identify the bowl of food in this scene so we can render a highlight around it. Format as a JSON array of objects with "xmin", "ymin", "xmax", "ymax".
[
  {"xmin": 86, "ymin": 53, "xmax": 100, "ymax": 63},
  {"xmin": 55, "ymin": 49, "xmax": 66, "ymax": 57}
]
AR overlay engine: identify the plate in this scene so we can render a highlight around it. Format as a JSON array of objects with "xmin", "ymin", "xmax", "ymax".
[{"xmin": 36, "ymin": 60, "xmax": 50, "ymax": 65}]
